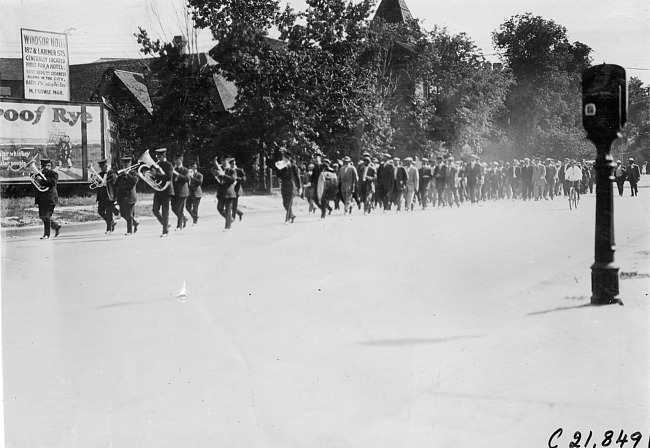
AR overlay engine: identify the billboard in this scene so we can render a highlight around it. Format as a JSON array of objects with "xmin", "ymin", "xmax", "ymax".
[
  {"xmin": 21, "ymin": 28, "xmax": 70, "ymax": 101},
  {"xmin": 0, "ymin": 100, "xmax": 107, "ymax": 183}
]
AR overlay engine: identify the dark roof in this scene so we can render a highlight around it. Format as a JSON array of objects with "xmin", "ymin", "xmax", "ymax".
[
  {"xmin": 213, "ymin": 73, "xmax": 237, "ymax": 112},
  {"xmin": 374, "ymin": 0, "xmax": 413, "ymax": 23},
  {"xmin": 263, "ymin": 37, "xmax": 287, "ymax": 51},
  {"xmin": 394, "ymin": 40, "xmax": 416, "ymax": 54},
  {"xmin": 70, "ymin": 58, "xmax": 152, "ymax": 102},
  {"xmin": 0, "ymin": 58, "xmax": 25, "ymax": 81},
  {"xmin": 113, "ymin": 70, "xmax": 153, "ymax": 114}
]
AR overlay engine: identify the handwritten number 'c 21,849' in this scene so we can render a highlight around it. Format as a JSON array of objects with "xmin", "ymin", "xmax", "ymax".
[{"xmin": 548, "ymin": 428, "xmax": 646, "ymax": 448}]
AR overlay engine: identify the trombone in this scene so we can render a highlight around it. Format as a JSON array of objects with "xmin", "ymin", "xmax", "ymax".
[
  {"xmin": 137, "ymin": 151, "xmax": 170, "ymax": 192},
  {"xmin": 88, "ymin": 160, "xmax": 142, "ymax": 189},
  {"xmin": 24, "ymin": 158, "xmax": 49, "ymax": 192}
]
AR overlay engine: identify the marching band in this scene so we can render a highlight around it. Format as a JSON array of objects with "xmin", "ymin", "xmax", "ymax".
[{"xmin": 27, "ymin": 148, "xmax": 643, "ymax": 239}]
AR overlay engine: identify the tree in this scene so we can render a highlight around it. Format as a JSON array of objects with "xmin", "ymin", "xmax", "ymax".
[
  {"xmin": 493, "ymin": 13, "xmax": 593, "ymax": 158},
  {"xmin": 421, "ymin": 28, "xmax": 512, "ymax": 158},
  {"xmin": 134, "ymin": 27, "xmax": 224, "ymax": 165},
  {"xmin": 618, "ymin": 77, "xmax": 650, "ymax": 164}
]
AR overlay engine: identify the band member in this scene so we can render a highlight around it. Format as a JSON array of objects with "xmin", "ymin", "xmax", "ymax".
[
  {"xmin": 34, "ymin": 158, "xmax": 62, "ymax": 239},
  {"xmin": 271, "ymin": 149, "xmax": 302, "ymax": 223},
  {"xmin": 171, "ymin": 154, "xmax": 190, "ymax": 230},
  {"xmin": 151, "ymin": 148, "xmax": 174, "ymax": 237},
  {"xmin": 96, "ymin": 159, "xmax": 118, "ymax": 234},
  {"xmin": 214, "ymin": 157, "xmax": 238, "ymax": 230},
  {"xmin": 185, "ymin": 161, "xmax": 203, "ymax": 225},
  {"xmin": 230, "ymin": 158, "xmax": 245, "ymax": 221},
  {"xmin": 114, "ymin": 156, "xmax": 140, "ymax": 235}
]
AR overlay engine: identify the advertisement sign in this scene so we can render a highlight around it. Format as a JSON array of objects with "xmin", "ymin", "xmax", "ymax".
[
  {"xmin": 21, "ymin": 28, "xmax": 70, "ymax": 101},
  {"xmin": 0, "ymin": 100, "xmax": 104, "ymax": 182}
]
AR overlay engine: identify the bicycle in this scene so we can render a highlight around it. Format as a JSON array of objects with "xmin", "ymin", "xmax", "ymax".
[{"xmin": 568, "ymin": 181, "xmax": 580, "ymax": 210}]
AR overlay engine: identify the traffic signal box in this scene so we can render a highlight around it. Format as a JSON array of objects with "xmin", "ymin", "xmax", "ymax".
[{"xmin": 582, "ymin": 64, "xmax": 627, "ymax": 142}]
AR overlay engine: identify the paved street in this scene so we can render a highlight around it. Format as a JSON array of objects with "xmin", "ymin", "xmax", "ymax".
[{"xmin": 2, "ymin": 182, "xmax": 649, "ymax": 447}]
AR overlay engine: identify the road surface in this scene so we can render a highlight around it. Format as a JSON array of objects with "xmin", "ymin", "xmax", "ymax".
[{"xmin": 2, "ymin": 183, "xmax": 649, "ymax": 447}]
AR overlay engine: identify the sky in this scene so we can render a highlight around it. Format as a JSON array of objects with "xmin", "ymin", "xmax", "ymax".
[{"xmin": 1, "ymin": 0, "xmax": 649, "ymax": 84}]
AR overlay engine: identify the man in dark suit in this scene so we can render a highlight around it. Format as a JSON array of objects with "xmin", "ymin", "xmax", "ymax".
[
  {"xmin": 521, "ymin": 158, "xmax": 534, "ymax": 201},
  {"xmin": 230, "ymin": 158, "xmax": 245, "ymax": 221},
  {"xmin": 560, "ymin": 157, "xmax": 570, "ymax": 196},
  {"xmin": 96, "ymin": 159, "xmax": 118, "ymax": 234},
  {"xmin": 393, "ymin": 157, "xmax": 408, "ymax": 211},
  {"xmin": 34, "ymin": 158, "xmax": 62, "ymax": 239},
  {"xmin": 627, "ymin": 158, "xmax": 641, "ymax": 196},
  {"xmin": 444, "ymin": 157, "xmax": 460, "ymax": 207},
  {"xmin": 215, "ymin": 157, "xmax": 238, "ymax": 230},
  {"xmin": 465, "ymin": 155, "xmax": 481, "ymax": 204},
  {"xmin": 114, "ymin": 156, "xmax": 140, "ymax": 235},
  {"xmin": 151, "ymin": 148, "xmax": 174, "ymax": 237},
  {"xmin": 544, "ymin": 158, "xmax": 558, "ymax": 200},
  {"xmin": 359, "ymin": 157, "xmax": 377, "ymax": 214},
  {"xmin": 418, "ymin": 158, "xmax": 432, "ymax": 209},
  {"xmin": 338, "ymin": 156, "xmax": 358, "ymax": 214},
  {"xmin": 185, "ymin": 161, "xmax": 203, "ymax": 225},
  {"xmin": 271, "ymin": 149, "xmax": 302, "ymax": 223},
  {"xmin": 432, "ymin": 156, "xmax": 447, "ymax": 207},
  {"xmin": 377, "ymin": 154, "xmax": 395, "ymax": 211},
  {"xmin": 171, "ymin": 154, "xmax": 190, "ymax": 231},
  {"xmin": 614, "ymin": 160, "xmax": 626, "ymax": 196}
]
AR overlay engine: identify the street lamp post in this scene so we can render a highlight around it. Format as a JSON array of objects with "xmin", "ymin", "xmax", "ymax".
[{"xmin": 581, "ymin": 64, "xmax": 627, "ymax": 305}]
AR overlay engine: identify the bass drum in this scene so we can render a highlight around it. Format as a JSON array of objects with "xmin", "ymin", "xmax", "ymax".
[{"xmin": 317, "ymin": 171, "xmax": 338, "ymax": 201}]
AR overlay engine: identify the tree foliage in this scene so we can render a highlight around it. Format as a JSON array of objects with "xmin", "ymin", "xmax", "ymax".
[
  {"xmin": 128, "ymin": 2, "xmax": 637, "ymax": 172},
  {"xmin": 493, "ymin": 13, "xmax": 593, "ymax": 159},
  {"xmin": 133, "ymin": 27, "xmax": 223, "ymax": 165},
  {"xmin": 620, "ymin": 77, "xmax": 650, "ymax": 163}
]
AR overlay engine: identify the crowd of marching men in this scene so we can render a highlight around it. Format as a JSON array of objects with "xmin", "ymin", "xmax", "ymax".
[
  {"xmin": 270, "ymin": 150, "xmax": 643, "ymax": 223},
  {"xmin": 30, "ymin": 146, "xmax": 644, "ymax": 239}
]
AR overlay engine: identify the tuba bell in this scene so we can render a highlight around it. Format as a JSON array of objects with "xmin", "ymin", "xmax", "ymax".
[
  {"xmin": 137, "ymin": 151, "xmax": 170, "ymax": 192},
  {"xmin": 25, "ymin": 159, "xmax": 49, "ymax": 192},
  {"xmin": 88, "ymin": 164, "xmax": 106, "ymax": 189}
]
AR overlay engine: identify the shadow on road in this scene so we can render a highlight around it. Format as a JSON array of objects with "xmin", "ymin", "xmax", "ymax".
[
  {"xmin": 358, "ymin": 334, "xmax": 484, "ymax": 346},
  {"xmin": 527, "ymin": 301, "xmax": 624, "ymax": 316}
]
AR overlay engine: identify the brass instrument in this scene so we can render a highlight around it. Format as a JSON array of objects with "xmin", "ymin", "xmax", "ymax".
[
  {"xmin": 211, "ymin": 159, "xmax": 225, "ymax": 180},
  {"xmin": 88, "ymin": 164, "xmax": 107, "ymax": 189},
  {"xmin": 137, "ymin": 151, "xmax": 170, "ymax": 192},
  {"xmin": 115, "ymin": 162, "xmax": 141, "ymax": 177},
  {"xmin": 24, "ymin": 159, "xmax": 49, "ymax": 192},
  {"xmin": 89, "ymin": 161, "xmax": 142, "ymax": 190}
]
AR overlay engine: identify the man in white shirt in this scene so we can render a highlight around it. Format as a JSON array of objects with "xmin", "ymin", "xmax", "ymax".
[{"xmin": 565, "ymin": 160, "xmax": 583, "ymax": 199}]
